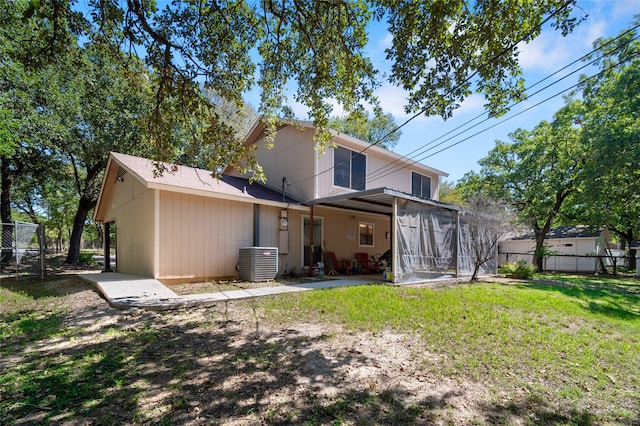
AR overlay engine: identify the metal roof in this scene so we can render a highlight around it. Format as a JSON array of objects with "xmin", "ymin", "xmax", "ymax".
[
  {"xmin": 508, "ymin": 225, "xmax": 604, "ymax": 241},
  {"xmin": 309, "ymin": 187, "xmax": 460, "ymax": 216}
]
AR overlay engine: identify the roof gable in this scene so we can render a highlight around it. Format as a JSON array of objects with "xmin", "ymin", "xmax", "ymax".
[
  {"xmin": 232, "ymin": 119, "xmax": 449, "ymax": 178},
  {"xmin": 94, "ymin": 152, "xmax": 304, "ymax": 221}
]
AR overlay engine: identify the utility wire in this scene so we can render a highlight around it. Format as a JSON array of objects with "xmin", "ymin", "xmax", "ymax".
[
  {"xmin": 416, "ymin": 50, "xmax": 640, "ymax": 163},
  {"xmin": 360, "ymin": 29, "xmax": 640, "ymax": 185},
  {"xmin": 315, "ymin": 24, "xmax": 639, "ymax": 198},
  {"xmin": 292, "ymin": 0, "xmax": 577, "ymax": 188},
  {"xmin": 363, "ymin": 23, "xmax": 640, "ymax": 183}
]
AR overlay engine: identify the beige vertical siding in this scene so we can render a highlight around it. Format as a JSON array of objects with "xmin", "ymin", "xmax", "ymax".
[
  {"xmin": 314, "ymin": 206, "xmax": 391, "ymax": 266},
  {"xmin": 257, "ymin": 205, "xmax": 278, "ymax": 247},
  {"xmin": 316, "ymin": 144, "xmax": 441, "ymax": 200},
  {"xmin": 281, "ymin": 210, "xmax": 302, "ymax": 275},
  {"xmin": 234, "ymin": 125, "xmax": 317, "ymax": 202},
  {"xmin": 104, "ymin": 177, "xmax": 156, "ymax": 277},
  {"xmin": 158, "ymin": 191, "xmax": 255, "ymax": 281}
]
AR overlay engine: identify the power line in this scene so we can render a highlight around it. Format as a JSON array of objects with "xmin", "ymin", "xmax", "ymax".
[
  {"xmin": 415, "ymin": 50, "xmax": 640, "ymax": 164},
  {"xmin": 291, "ymin": 1, "xmax": 578, "ymax": 190},
  {"xmin": 314, "ymin": 23, "xmax": 640, "ymax": 198},
  {"xmin": 359, "ymin": 28, "xmax": 640, "ymax": 185},
  {"xmin": 360, "ymin": 0, "xmax": 579, "ymax": 152}
]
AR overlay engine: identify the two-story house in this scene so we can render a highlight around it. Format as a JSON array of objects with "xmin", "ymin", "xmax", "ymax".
[{"xmin": 94, "ymin": 119, "xmax": 464, "ymax": 284}]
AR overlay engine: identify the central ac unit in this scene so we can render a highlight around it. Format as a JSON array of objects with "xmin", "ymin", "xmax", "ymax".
[{"xmin": 238, "ymin": 247, "xmax": 278, "ymax": 281}]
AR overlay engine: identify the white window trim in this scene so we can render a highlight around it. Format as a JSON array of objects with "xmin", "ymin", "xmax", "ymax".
[
  {"xmin": 358, "ymin": 221, "xmax": 375, "ymax": 248},
  {"xmin": 332, "ymin": 144, "xmax": 367, "ymax": 191},
  {"xmin": 410, "ymin": 170, "xmax": 432, "ymax": 199}
]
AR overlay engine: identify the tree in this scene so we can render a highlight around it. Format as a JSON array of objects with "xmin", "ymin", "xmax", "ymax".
[
  {"xmin": 27, "ymin": 0, "xmax": 584, "ymax": 162},
  {"xmin": 56, "ymin": 43, "xmax": 155, "ymax": 264},
  {"xmin": 459, "ymin": 100, "xmax": 584, "ymax": 271},
  {"xmin": 572, "ymin": 20, "xmax": 640, "ymax": 266},
  {"xmin": 438, "ymin": 179, "xmax": 466, "ymax": 206},
  {"xmin": 329, "ymin": 111, "xmax": 401, "ymax": 150},
  {"xmin": 174, "ymin": 88, "xmax": 259, "ymax": 170},
  {"xmin": 460, "ymin": 195, "xmax": 510, "ymax": 281}
]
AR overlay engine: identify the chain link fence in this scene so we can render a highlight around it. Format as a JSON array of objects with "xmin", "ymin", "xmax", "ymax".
[{"xmin": 1, "ymin": 222, "xmax": 45, "ymax": 280}]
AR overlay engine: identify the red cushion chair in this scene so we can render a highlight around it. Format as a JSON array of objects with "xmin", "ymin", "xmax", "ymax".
[
  {"xmin": 354, "ymin": 252, "xmax": 378, "ymax": 274},
  {"xmin": 325, "ymin": 251, "xmax": 349, "ymax": 275}
]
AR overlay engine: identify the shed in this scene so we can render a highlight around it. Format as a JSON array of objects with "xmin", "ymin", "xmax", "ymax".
[{"xmin": 498, "ymin": 226, "xmax": 611, "ymax": 273}]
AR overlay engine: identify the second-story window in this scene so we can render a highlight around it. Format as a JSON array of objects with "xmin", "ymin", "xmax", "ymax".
[
  {"xmin": 411, "ymin": 172, "xmax": 431, "ymax": 199},
  {"xmin": 334, "ymin": 146, "xmax": 366, "ymax": 190}
]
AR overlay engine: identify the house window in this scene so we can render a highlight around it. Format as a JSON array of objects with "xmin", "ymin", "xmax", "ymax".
[
  {"xmin": 334, "ymin": 146, "xmax": 366, "ymax": 190},
  {"xmin": 359, "ymin": 222, "xmax": 374, "ymax": 247},
  {"xmin": 411, "ymin": 172, "xmax": 431, "ymax": 199}
]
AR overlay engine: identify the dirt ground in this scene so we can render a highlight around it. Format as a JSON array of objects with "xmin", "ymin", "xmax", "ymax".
[{"xmin": 4, "ymin": 274, "xmax": 534, "ymax": 425}]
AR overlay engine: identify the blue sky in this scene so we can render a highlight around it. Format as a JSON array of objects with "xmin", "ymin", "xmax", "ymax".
[{"xmin": 245, "ymin": 1, "xmax": 639, "ymax": 183}]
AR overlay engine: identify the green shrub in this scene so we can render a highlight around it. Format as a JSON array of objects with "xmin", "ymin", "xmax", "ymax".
[
  {"xmin": 500, "ymin": 258, "xmax": 535, "ymax": 279},
  {"xmin": 79, "ymin": 251, "xmax": 96, "ymax": 265}
]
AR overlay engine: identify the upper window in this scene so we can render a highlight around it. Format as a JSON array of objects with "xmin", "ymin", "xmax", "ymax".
[
  {"xmin": 334, "ymin": 146, "xmax": 366, "ymax": 190},
  {"xmin": 411, "ymin": 172, "xmax": 431, "ymax": 199}
]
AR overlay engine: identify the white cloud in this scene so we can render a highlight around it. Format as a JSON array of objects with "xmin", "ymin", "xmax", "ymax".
[
  {"xmin": 518, "ymin": 32, "xmax": 572, "ymax": 73},
  {"xmin": 457, "ymin": 94, "xmax": 485, "ymax": 115},
  {"xmin": 518, "ymin": 13, "xmax": 611, "ymax": 74},
  {"xmin": 377, "ymin": 32, "xmax": 393, "ymax": 50},
  {"xmin": 374, "ymin": 83, "xmax": 410, "ymax": 117}
]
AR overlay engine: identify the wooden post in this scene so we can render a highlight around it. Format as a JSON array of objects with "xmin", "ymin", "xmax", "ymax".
[
  {"xmin": 309, "ymin": 206, "xmax": 314, "ymax": 276},
  {"xmin": 103, "ymin": 222, "xmax": 112, "ymax": 272}
]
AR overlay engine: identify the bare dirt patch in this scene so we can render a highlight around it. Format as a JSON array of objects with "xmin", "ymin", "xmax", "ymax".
[{"xmin": 1, "ymin": 275, "xmax": 569, "ymax": 425}]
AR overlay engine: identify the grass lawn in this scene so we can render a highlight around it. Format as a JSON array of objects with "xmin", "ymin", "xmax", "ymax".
[{"xmin": 0, "ymin": 273, "xmax": 638, "ymax": 425}]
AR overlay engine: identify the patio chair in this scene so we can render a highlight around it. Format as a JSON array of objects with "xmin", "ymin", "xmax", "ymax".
[
  {"xmin": 325, "ymin": 251, "xmax": 349, "ymax": 275},
  {"xmin": 354, "ymin": 252, "xmax": 379, "ymax": 274}
]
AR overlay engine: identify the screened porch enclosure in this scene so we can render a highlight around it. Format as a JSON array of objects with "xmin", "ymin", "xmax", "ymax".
[{"xmin": 312, "ymin": 188, "xmax": 496, "ymax": 284}]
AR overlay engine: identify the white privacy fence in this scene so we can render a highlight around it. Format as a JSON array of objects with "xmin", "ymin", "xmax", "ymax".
[{"xmin": 1, "ymin": 222, "xmax": 45, "ymax": 279}]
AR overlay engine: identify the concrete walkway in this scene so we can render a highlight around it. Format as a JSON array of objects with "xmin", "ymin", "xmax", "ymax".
[{"xmin": 79, "ymin": 272, "xmax": 382, "ymax": 311}]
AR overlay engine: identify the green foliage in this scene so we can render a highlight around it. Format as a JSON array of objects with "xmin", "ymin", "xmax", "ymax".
[
  {"xmin": 499, "ymin": 259, "xmax": 536, "ymax": 279},
  {"xmin": 570, "ymin": 19, "xmax": 640, "ymax": 249},
  {"xmin": 458, "ymin": 99, "xmax": 585, "ymax": 269},
  {"xmin": 78, "ymin": 251, "xmax": 96, "ymax": 265},
  {"xmin": 15, "ymin": 0, "xmax": 584, "ymax": 158},
  {"xmin": 437, "ymin": 179, "xmax": 466, "ymax": 206},
  {"xmin": 328, "ymin": 111, "xmax": 401, "ymax": 150}
]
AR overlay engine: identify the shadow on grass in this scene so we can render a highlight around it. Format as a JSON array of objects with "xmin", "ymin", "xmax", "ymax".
[
  {"xmin": 0, "ymin": 275, "xmax": 94, "ymax": 299},
  {"xmin": 2, "ymin": 296, "xmax": 638, "ymax": 425},
  {"xmin": 516, "ymin": 275, "xmax": 640, "ymax": 321}
]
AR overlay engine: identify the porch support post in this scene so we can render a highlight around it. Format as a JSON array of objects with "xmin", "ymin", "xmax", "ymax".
[
  {"xmin": 392, "ymin": 197, "xmax": 397, "ymax": 284},
  {"xmin": 455, "ymin": 210, "xmax": 460, "ymax": 278},
  {"xmin": 309, "ymin": 205, "xmax": 314, "ymax": 275},
  {"xmin": 102, "ymin": 222, "xmax": 113, "ymax": 273}
]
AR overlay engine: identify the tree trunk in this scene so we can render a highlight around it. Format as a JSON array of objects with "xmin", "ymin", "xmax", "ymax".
[
  {"xmin": 65, "ymin": 195, "xmax": 95, "ymax": 264},
  {"xmin": 471, "ymin": 262, "xmax": 481, "ymax": 281},
  {"xmin": 532, "ymin": 228, "xmax": 551, "ymax": 272},
  {"xmin": 623, "ymin": 231, "xmax": 636, "ymax": 270},
  {"xmin": 1, "ymin": 157, "xmax": 13, "ymax": 263},
  {"xmin": 531, "ymin": 190, "xmax": 571, "ymax": 272}
]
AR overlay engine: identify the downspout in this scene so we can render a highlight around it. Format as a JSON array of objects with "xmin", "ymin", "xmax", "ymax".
[
  {"xmin": 254, "ymin": 204, "xmax": 260, "ymax": 246},
  {"xmin": 392, "ymin": 197, "xmax": 397, "ymax": 284}
]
